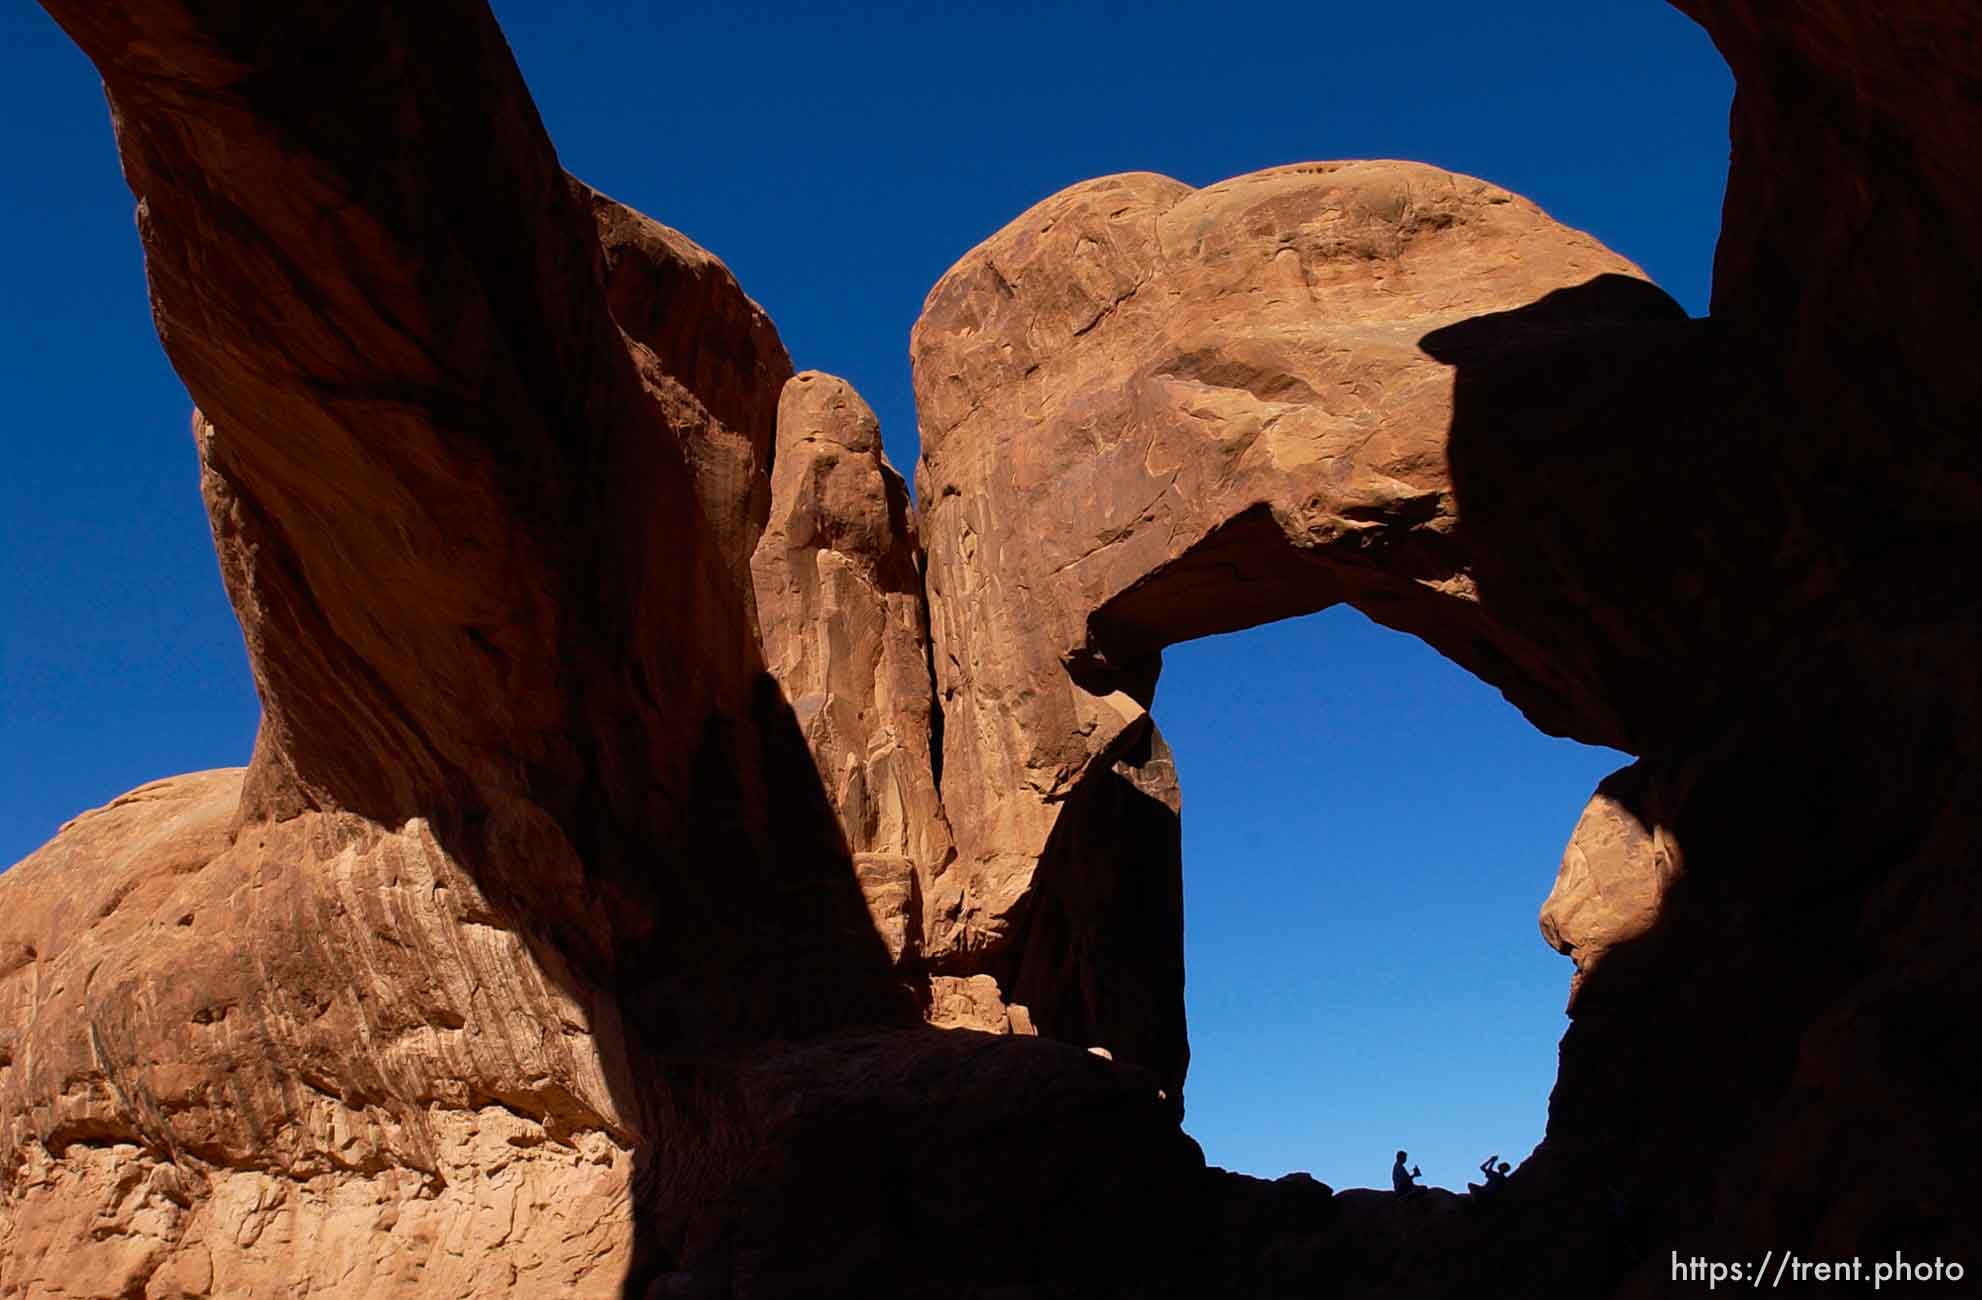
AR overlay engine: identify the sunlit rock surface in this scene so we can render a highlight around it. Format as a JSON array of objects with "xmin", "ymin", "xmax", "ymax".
[
  {"xmin": 750, "ymin": 372, "xmax": 953, "ymax": 969},
  {"xmin": 5, "ymin": 0, "xmax": 1979, "ymax": 1295}
]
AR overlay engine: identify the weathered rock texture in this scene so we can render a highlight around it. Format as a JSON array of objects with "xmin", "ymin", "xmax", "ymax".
[
  {"xmin": 1577, "ymin": 4, "xmax": 1982, "ymax": 1290},
  {"xmin": 4, "ymin": 2, "xmax": 1187, "ymax": 1296},
  {"xmin": 3, "ymin": 0, "xmax": 913, "ymax": 1289},
  {"xmin": 908, "ymin": 3, "xmax": 1982, "ymax": 1293},
  {"xmin": 8, "ymin": 0, "xmax": 1982, "ymax": 1297},
  {"xmin": 750, "ymin": 373, "xmax": 953, "ymax": 968},
  {"xmin": 1538, "ymin": 764, "xmax": 1681, "ymax": 993},
  {"xmin": 0, "ymin": 775, "xmax": 1192, "ymax": 1298},
  {"xmin": 912, "ymin": 160, "xmax": 1676, "ymax": 1094},
  {"xmin": 1, "ymin": 770, "xmax": 639, "ymax": 1297},
  {"xmin": 588, "ymin": 182, "xmax": 794, "ymax": 600}
]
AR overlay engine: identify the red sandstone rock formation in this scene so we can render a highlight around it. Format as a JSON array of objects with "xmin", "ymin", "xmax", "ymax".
[
  {"xmin": 3, "ymin": 3, "xmax": 901, "ymax": 1293},
  {"xmin": 907, "ymin": 3, "xmax": 1982, "ymax": 1292},
  {"xmin": 0, "ymin": 770, "xmax": 641, "ymax": 1295},
  {"xmin": 911, "ymin": 161, "xmax": 1673, "ymax": 1093},
  {"xmin": 4, "ymin": 3, "xmax": 1207, "ymax": 1294},
  {"xmin": 6, "ymin": 0, "xmax": 1980, "ymax": 1296},
  {"xmin": 586, "ymin": 181, "xmax": 795, "ymax": 602},
  {"xmin": 750, "ymin": 372, "xmax": 953, "ymax": 967}
]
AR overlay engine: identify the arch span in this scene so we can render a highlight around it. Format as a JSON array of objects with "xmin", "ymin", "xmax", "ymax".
[
  {"xmin": 910, "ymin": 162, "xmax": 1729, "ymax": 1090},
  {"xmin": 910, "ymin": 122, "xmax": 1982, "ymax": 1282}
]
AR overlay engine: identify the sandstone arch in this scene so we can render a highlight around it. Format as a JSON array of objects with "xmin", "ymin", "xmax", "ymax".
[
  {"xmin": 909, "ymin": 162, "xmax": 1711, "ymax": 1089},
  {"xmin": 909, "ymin": 78, "xmax": 1982, "ymax": 1276},
  {"xmin": 5, "ymin": 1, "xmax": 1980, "ymax": 1295}
]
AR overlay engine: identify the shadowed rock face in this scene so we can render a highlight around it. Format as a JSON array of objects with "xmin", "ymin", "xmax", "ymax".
[
  {"xmin": 1675, "ymin": 0, "xmax": 1982, "ymax": 438},
  {"xmin": 907, "ymin": 3, "xmax": 1982, "ymax": 1293},
  {"xmin": 1587, "ymin": 3, "xmax": 1982, "ymax": 1289},
  {"xmin": 6, "ymin": 0, "xmax": 1981, "ymax": 1297},
  {"xmin": 910, "ymin": 161, "xmax": 1681, "ymax": 1089},
  {"xmin": 4, "ymin": 3, "xmax": 915, "ymax": 1293},
  {"xmin": 585, "ymin": 181, "xmax": 796, "ymax": 605}
]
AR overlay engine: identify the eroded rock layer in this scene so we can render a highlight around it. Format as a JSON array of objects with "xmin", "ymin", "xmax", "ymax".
[
  {"xmin": 587, "ymin": 181, "xmax": 795, "ymax": 600},
  {"xmin": 3, "ymin": 1, "xmax": 909, "ymax": 1292},
  {"xmin": 910, "ymin": 160, "xmax": 1682, "ymax": 1089},
  {"xmin": 0, "ymin": 771, "xmax": 638, "ymax": 1297},
  {"xmin": 7, "ymin": 0, "xmax": 1981, "ymax": 1296},
  {"xmin": 909, "ymin": 7, "xmax": 1982, "ymax": 1291},
  {"xmin": 7, "ymin": 3, "xmax": 1210, "ymax": 1295},
  {"xmin": 750, "ymin": 372, "xmax": 953, "ymax": 968}
]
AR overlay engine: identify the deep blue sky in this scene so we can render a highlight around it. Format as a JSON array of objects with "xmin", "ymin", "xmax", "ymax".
[{"xmin": 2, "ymin": 3, "xmax": 1731, "ymax": 1190}]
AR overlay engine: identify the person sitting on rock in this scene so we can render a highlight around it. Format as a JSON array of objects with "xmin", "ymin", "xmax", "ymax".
[
  {"xmin": 1392, "ymin": 1150, "xmax": 1425, "ymax": 1199},
  {"xmin": 1467, "ymin": 1155, "xmax": 1511, "ymax": 1198}
]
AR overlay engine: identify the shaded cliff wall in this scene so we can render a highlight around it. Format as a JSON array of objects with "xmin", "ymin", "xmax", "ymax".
[
  {"xmin": 4, "ymin": 2, "xmax": 908, "ymax": 1293},
  {"xmin": 907, "ymin": 2, "xmax": 1982, "ymax": 1284}
]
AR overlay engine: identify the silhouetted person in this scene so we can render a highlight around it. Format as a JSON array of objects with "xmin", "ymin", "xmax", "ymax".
[
  {"xmin": 1392, "ymin": 1150, "xmax": 1425, "ymax": 1199},
  {"xmin": 1467, "ymin": 1155, "xmax": 1511, "ymax": 1198}
]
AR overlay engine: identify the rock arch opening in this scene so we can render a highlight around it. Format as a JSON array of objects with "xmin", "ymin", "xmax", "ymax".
[
  {"xmin": 904, "ymin": 158, "xmax": 1730, "ymax": 1243},
  {"xmin": 1152, "ymin": 604, "xmax": 1624, "ymax": 1188}
]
